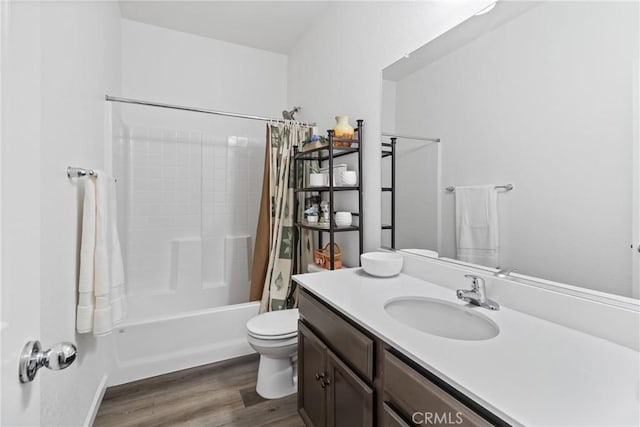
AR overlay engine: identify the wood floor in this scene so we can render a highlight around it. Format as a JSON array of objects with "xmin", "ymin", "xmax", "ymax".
[{"xmin": 94, "ymin": 355, "xmax": 304, "ymax": 427}]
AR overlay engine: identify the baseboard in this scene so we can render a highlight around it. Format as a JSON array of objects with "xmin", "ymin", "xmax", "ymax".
[{"xmin": 84, "ymin": 374, "xmax": 108, "ymax": 427}]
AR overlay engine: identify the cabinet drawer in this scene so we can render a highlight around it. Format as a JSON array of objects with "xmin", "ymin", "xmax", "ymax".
[
  {"xmin": 299, "ymin": 290, "xmax": 374, "ymax": 382},
  {"xmin": 382, "ymin": 403, "xmax": 410, "ymax": 427},
  {"xmin": 383, "ymin": 350, "xmax": 491, "ymax": 427}
]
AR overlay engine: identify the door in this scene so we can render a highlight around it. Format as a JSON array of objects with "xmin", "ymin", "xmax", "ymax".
[
  {"xmin": 298, "ymin": 321, "xmax": 327, "ymax": 427},
  {"xmin": 326, "ymin": 349, "xmax": 373, "ymax": 427},
  {"xmin": 1, "ymin": 1, "xmax": 43, "ymax": 424}
]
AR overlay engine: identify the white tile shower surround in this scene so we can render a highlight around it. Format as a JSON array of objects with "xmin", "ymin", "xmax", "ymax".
[{"xmin": 114, "ymin": 126, "xmax": 264, "ymax": 320}]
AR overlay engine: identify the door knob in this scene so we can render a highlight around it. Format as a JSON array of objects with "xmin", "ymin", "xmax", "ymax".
[{"xmin": 19, "ymin": 340, "xmax": 78, "ymax": 383}]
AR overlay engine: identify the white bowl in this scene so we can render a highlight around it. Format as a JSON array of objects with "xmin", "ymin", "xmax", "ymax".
[
  {"xmin": 360, "ymin": 252, "xmax": 403, "ymax": 277},
  {"xmin": 335, "ymin": 220, "xmax": 352, "ymax": 227},
  {"xmin": 307, "ymin": 215, "xmax": 319, "ymax": 224}
]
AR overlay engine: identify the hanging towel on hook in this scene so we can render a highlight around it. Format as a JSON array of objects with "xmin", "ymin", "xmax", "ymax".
[
  {"xmin": 455, "ymin": 185, "xmax": 500, "ymax": 268},
  {"xmin": 76, "ymin": 170, "xmax": 126, "ymax": 336}
]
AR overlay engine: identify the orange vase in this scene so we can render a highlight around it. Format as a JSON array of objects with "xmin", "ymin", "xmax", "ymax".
[{"xmin": 332, "ymin": 115, "xmax": 354, "ymax": 139}]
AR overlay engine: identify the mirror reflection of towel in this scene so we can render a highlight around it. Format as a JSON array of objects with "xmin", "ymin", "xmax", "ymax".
[{"xmin": 455, "ymin": 185, "xmax": 499, "ymax": 268}]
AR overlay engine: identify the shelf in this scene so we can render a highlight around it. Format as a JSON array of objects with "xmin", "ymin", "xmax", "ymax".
[
  {"xmin": 296, "ymin": 222, "xmax": 359, "ymax": 232},
  {"xmin": 381, "ymin": 142, "xmax": 393, "ymax": 148},
  {"xmin": 296, "ymin": 146, "xmax": 359, "ymax": 160},
  {"xmin": 381, "ymin": 224, "xmax": 393, "ymax": 230},
  {"xmin": 295, "ymin": 186, "xmax": 359, "ymax": 193},
  {"xmin": 293, "ymin": 120, "xmax": 364, "ymax": 275},
  {"xmin": 381, "ymin": 151, "xmax": 393, "ymax": 158},
  {"xmin": 382, "ymin": 187, "xmax": 393, "ymax": 192}
]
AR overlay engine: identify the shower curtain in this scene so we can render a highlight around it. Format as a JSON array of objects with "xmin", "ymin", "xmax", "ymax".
[{"xmin": 250, "ymin": 122, "xmax": 313, "ymax": 312}]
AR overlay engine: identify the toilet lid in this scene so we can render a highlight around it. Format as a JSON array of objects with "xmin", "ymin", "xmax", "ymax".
[{"xmin": 246, "ymin": 308, "xmax": 299, "ymax": 337}]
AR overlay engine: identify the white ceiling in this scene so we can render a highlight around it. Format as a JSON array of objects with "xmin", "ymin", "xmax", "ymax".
[{"xmin": 119, "ymin": 1, "xmax": 331, "ymax": 54}]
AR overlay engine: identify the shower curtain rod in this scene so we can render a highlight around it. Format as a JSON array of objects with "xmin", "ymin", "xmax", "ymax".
[
  {"xmin": 105, "ymin": 95, "xmax": 317, "ymax": 127},
  {"xmin": 382, "ymin": 132, "xmax": 440, "ymax": 143}
]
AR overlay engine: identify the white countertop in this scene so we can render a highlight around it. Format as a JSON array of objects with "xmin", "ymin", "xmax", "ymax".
[{"xmin": 293, "ymin": 268, "xmax": 640, "ymax": 426}]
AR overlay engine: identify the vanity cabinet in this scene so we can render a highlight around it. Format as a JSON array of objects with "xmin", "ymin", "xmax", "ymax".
[
  {"xmin": 298, "ymin": 321, "xmax": 373, "ymax": 427},
  {"xmin": 297, "ymin": 287, "xmax": 508, "ymax": 427}
]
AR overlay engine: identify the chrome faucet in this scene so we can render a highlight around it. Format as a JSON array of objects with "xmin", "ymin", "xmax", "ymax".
[{"xmin": 456, "ymin": 274, "xmax": 500, "ymax": 310}]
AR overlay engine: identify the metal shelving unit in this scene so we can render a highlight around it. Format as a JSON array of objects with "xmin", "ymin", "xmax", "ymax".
[
  {"xmin": 381, "ymin": 137, "xmax": 396, "ymax": 248},
  {"xmin": 293, "ymin": 120, "xmax": 364, "ymax": 271}
]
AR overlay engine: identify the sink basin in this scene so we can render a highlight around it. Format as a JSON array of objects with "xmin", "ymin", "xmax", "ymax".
[{"xmin": 384, "ymin": 297, "xmax": 499, "ymax": 341}]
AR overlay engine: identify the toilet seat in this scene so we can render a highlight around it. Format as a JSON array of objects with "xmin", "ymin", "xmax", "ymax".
[
  {"xmin": 248, "ymin": 330, "xmax": 297, "ymax": 340},
  {"xmin": 246, "ymin": 308, "xmax": 299, "ymax": 340}
]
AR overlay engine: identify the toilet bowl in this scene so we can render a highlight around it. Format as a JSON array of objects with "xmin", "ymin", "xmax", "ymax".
[{"xmin": 246, "ymin": 308, "xmax": 299, "ymax": 399}]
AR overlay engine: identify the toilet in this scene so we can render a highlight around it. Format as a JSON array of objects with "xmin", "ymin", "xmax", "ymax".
[{"xmin": 246, "ymin": 308, "xmax": 299, "ymax": 399}]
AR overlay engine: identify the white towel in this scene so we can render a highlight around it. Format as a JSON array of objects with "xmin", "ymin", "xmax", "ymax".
[
  {"xmin": 455, "ymin": 185, "xmax": 499, "ymax": 268},
  {"xmin": 76, "ymin": 170, "xmax": 126, "ymax": 336}
]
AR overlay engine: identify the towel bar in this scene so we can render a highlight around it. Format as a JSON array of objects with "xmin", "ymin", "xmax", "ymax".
[
  {"xmin": 446, "ymin": 184, "xmax": 513, "ymax": 192},
  {"xmin": 67, "ymin": 166, "xmax": 96, "ymax": 178}
]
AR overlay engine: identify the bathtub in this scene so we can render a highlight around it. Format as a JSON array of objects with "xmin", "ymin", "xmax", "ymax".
[{"xmin": 109, "ymin": 301, "xmax": 259, "ymax": 386}]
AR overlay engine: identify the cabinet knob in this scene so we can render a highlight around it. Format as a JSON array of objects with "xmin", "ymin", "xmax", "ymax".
[
  {"xmin": 315, "ymin": 372, "xmax": 325, "ymax": 381},
  {"xmin": 320, "ymin": 374, "xmax": 331, "ymax": 388},
  {"xmin": 320, "ymin": 377, "xmax": 331, "ymax": 388}
]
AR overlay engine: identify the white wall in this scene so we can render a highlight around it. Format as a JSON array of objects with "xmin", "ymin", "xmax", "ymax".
[
  {"xmin": 287, "ymin": 1, "xmax": 495, "ymax": 266},
  {"xmin": 394, "ymin": 2, "xmax": 638, "ymax": 297},
  {"xmin": 381, "ymin": 81, "xmax": 440, "ymax": 251},
  {"xmin": 120, "ymin": 18, "xmax": 288, "ymax": 130},
  {"xmin": 38, "ymin": 2, "xmax": 121, "ymax": 425},
  {"xmin": 117, "ymin": 20, "xmax": 286, "ymax": 314},
  {"xmin": 396, "ymin": 141, "xmax": 440, "ymax": 250}
]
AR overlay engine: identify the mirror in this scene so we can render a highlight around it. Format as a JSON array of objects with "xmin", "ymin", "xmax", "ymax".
[{"xmin": 381, "ymin": 1, "xmax": 639, "ymax": 299}]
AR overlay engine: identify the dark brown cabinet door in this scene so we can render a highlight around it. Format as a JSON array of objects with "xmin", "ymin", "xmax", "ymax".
[
  {"xmin": 298, "ymin": 321, "xmax": 327, "ymax": 427},
  {"xmin": 382, "ymin": 403, "xmax": 410, "ymax": 427},
  {"xmin": 326, "ymin": 349, "xmax": 373, "ymax": 427},
  {"xmin": 383, "ymin": 350, "xmax": 492, "ymax": 427}
]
